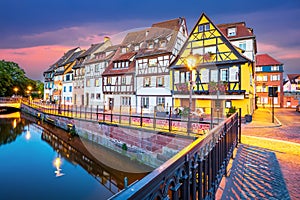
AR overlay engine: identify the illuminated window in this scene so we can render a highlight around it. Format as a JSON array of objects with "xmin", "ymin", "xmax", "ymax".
[{"xmin": 144, "ymin": 77, "xmax": 151, "ymax": 87}]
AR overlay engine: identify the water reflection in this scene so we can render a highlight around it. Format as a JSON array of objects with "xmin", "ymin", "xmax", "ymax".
[
  {"xmin": 53, "ymin": 154, "xmax": 64, "ymax": 177},
  {"xmin": 0, "ymin": 111, "xmax": 24, "ymax": 145}
]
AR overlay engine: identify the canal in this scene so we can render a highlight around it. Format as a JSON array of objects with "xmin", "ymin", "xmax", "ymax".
[{"xmin": 0, "ymin": 112, "xmax": 153, "ymax": 200}]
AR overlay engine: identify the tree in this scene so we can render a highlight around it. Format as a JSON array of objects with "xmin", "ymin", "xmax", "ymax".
[{"xmin": 0, "ymin": 60, "xmax": 39, "ymax": 97}]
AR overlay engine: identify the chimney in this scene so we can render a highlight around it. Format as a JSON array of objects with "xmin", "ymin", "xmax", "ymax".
[
  {"xmin": 146, "ymin": 30, "xmax": 149, "ymax": 37},
  {"xmin": 104, "ymin": 36, "xmax": 110, "ymax": 42}
]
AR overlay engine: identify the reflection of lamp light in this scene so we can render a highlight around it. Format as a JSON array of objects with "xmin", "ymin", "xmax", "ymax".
[
  {"xmin": 13, "ymin": 119, "xmax": 17, "ymax": 129},
  {"xmin": 53, "ymin": 154, "xmax": 64, "ymax": 177},
  {"xmin": 25, "ymin": 124, "xmax": 31, "ymax": 140}
]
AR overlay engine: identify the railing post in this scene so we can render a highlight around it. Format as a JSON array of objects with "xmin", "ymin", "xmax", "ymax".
[
  {"xmin": 90, "ymin": 105, "xmax": 92, "ymax": 120},
  {"xmin": 238, "ymin": 108, "xmax": 242, "ymax": 144},
  {"xmin": 96, "ymin": 105, "xmax": 99, "ymax": 121},
  {"xmin": 169, "ymin": 106, "xmax": 172, "ymax": 132},
  {"xmin": 140, "ymin": 106, "xmax": 143, "ymax": 127}
]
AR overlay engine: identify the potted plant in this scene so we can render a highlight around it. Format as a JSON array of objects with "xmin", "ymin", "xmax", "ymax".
[{"xmin": 226, "ymin": 106, "xmax": 237, "ymax": 117}]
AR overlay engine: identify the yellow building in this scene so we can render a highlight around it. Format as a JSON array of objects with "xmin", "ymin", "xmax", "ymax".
[{"xmin": 170, "ymin": 13, "xmax": 255, "ymax": 117}]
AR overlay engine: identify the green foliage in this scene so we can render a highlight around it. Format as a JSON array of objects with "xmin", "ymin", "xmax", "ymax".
[
  {"xmin": 0, "ymin": 60, "xmax": 43, "ymax": 97},
  {"xmin": 227, "ymin": 106, "xmax": 237, "ymax": 117},
  {"xmin": 122, "ymin": 143, "xmax": 128, "ymax": 151}
]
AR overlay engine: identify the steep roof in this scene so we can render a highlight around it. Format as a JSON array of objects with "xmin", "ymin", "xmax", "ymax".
[
  {"xmin": 256, "ymin": 54, "xmax": 283, "ymax": 66},
  {"xmin": 217, "ymin": 22, "xmax": 255, "ymax": 40},
  {"xmin": 170, "ymin": 13, "xmax": 251, "ymax": 70},
  {"xmin": 151, "ymin": 17, "xmax": 184, "ymax": 31},
  {"xmin": 57, "ymin": 47, "xmax": 81, "ymax": 67},
  {"xmin": 78, "ymin": 43, "xmax": 105, "ymax": 58},
  {"xmin": 287, "ymin": 74, "xmax": 300, "ymax": 84}
]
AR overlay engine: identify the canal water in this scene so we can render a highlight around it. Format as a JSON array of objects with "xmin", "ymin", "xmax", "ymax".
[{"xmin": 0, "ymin": 112, "xmax": 152, "ymax": 200}]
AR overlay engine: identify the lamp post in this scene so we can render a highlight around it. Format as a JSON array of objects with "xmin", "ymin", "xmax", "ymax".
[
  {"xmin": 184, "ymin": 53, "xmax": 198, "ymax": 134},
  {"xmin": 57, "ymin": 83, "xmax": 63, "ymax": 114}
]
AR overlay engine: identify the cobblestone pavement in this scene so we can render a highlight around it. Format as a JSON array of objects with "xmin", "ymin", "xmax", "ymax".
[
  {"xmin": 219, "ymin": 144, "xmax": 290, "ymax": 200},
  {"xmin": 217, "ymin": 108, "xmax": 300, "ymax": 200}
]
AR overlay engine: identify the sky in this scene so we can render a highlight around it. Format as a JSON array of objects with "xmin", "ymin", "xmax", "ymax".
[{"xmin": 0, "ymin": 0, "xmax": 299, "ymax": 80}]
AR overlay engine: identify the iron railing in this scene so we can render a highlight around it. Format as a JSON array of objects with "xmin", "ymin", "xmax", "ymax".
[
  {"xmin": 21, "ymin": 100, "xmax": 229, "ymax": 135},
  {"xmin": 110, "ymin": 111, "xmax": 240, "ymax": 200}
]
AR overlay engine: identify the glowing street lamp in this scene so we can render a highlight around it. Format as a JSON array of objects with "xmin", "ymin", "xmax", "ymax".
[
  {"xmin": 184, "ymin": 52, "xmax": 198, "ymax": 134},
  {"xmin": 13, "ymin": 87, "xmax": 19, "ymax": 95}
]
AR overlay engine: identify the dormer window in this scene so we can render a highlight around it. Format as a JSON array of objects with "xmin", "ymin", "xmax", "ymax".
[
  {"xmin": 160, "ymin": 40, "xmax": 166, "ymax": 48},
  {"xmin": 228, "ymin": 27, "xmax": 236, "ymax": 37},
  {"xmin": 148, "ymin": 42, "xmax": 154, "ymax": 49},
  {"xmin": 134, "ymin": 45, "xmax": 140, "ymax": 51},
  {"xmin": 121, "ymin": 47, "xmax": 127, "ymax": 53}
]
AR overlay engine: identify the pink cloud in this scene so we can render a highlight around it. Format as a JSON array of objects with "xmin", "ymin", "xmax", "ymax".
[
  {"xmin": 257, "ymin": 42, "xmax": 300, "ymax": 60},
  {"xmin": 0, "ymin": 45, "xmax": 73, "ymax": 80}
]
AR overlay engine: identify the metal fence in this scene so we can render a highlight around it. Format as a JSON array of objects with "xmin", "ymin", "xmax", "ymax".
[
  {"xmin": 109, "ymin": 111, "xmax": 241, "ymax": 200},
  {"xmin": 22, "ymin": 100, "xmax": 231, "ymax": 135}
]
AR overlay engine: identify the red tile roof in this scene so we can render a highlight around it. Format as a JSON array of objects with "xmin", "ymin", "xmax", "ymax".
[
  {"xmin": 102, "ymin": 52, "xmax": 136, "ymax": 76},
  {"xmin": 256, "ymin": 54, "xmax": 283, "ymax": 66},
  {"xmin": 217, "ymin": 22, "xmax": 254, "ymax": 39},
  {"xmin": 151, "ymin": 18, "xmax": 184, "ymax": 31},
  {"xmin": 287, "ymin": 74, "xmax": 300, "ymax": 83}
]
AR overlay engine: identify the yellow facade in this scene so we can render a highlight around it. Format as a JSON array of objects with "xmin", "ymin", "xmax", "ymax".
[{"xmin": 170, "ymin": 13, "xmax": 254, "ymax": 117}]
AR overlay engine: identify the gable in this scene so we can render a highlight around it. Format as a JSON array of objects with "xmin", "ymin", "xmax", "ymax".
[{"xmin": 171, "ymin": 13, "xmax": 250, "ymax": 69}]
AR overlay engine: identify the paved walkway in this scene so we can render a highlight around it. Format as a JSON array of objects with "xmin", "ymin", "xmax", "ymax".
[{"xmin": 216, "ymin": 108, "xmax": 292, "ymax": 200}]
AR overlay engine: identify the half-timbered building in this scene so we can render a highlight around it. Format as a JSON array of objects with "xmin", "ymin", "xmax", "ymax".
[
  {"xmin": 83, "ymin": 38, "xmax": 112, "ymax": 106},
  {"xmin": 135, "ymin": 18, "xmax": 188, "ymax": 114},
  {"xmin": 170, "ymin": 13, "xmax": 255, "ymax": 117},
  {"xmin": 84, "ymin": 43, "xmax": 118, "ymax": 107}
]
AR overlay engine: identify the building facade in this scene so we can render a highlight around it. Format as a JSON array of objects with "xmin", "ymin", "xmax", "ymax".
[
  {"xmin": 170, "ymin": 13, "xmax": 255, "ymax": 117},
  {"xmin": 255, "ymin": 54, "xmax": 284, "ymax": 108},
  {"xmin": 283, "ymin": 74, "xmax": 300, "ymax": 107}
]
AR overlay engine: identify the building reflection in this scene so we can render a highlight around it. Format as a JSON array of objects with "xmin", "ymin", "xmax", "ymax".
[
  {"xmin": 41, "ymin": 127, "xmax": 150, "ymax": 194},
  {"xmin": 0, "ymin": 112, "xmax": 24, "ymax": 146}
]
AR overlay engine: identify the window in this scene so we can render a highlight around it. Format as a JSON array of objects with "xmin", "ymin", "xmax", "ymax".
[
  {"xmin": 220, "ymin": 69, "xmax": 229, "ymax": 81},
  {"xmin": 256, "ymin": 76, "xmax": 262, "ymax": 81},
  {"xmin": 95, "ymin": 79, "xmax": 100, "ymax": 87},
  {"xmin": 271, "ymin": 75, "xmax": 280, "ymax": 81},
  {"xmin": 122, "ymin": 97, "xmax": 131, "ymax": 106},
  {"xmin": 69, "ymin": 86, "xmax": 72, "ymax": 92},
  {"xmin": 263, "ymin": 76, "xmax": 268, "ymax": 81},
  {"xmin": 63, "ymin": 86, "xmax": 66, "ymax": 92},
  {"xmin": 239, "ymin": 42, "xmax": 246, "ymax": 50},
  {"xmin": 157, "ymin": 76, "xmax": 164, "ymax": 87},
  {"xmin": 210, "ymin": 70, "xmax": 218, "ymax": 82},
  {"xmin": 95, "ymin": 64, "xmax": 100, "ymax": 72},
  {"xmin": 149, "ymin": 59, "xmax": 157, "ymax": 66},
  {"xmin": 65, "ymin": 74, "xmax": 71, "ymax": 81},
  {"xmin": 107, "ymin": 77, "xmax": 111, "ymax": 85},
  {"xmin": 121, "ymin": 47, "xmax": 127, "ymax": 53},
  {"xmin": 91, "ymin": 93, "xmax": 95, "ymax": 99},
  {"xmin": 141, "ymin": 97, "xmax": 149, "ymax": 108},
  {"xmin": 227, "ymin": 27, "xmax": 236, "ymax": 37},
  {"xmin": 160, "ymin": 40, "xmax": 166, "ymax": 48},
  {"xmin": 271, "ymin": 66, "xmax": 279, "ymax": 71},
  {"xmin": 198, "ymin": 23, "xmax": 210, "ymax": 32},
  {"xmin": 156, "ymin": 97, "xmax": 165, "ymax": 106},
  {"xmin": 144, "ymin": 77, "xmax": 151, "ymax": 87},
  {"xmin": 148, "ymin": 42, "xmax": 154, "ymax": 49},
  {"xmin": 96, "ymin": 93, "xmax": 101, "ymax": 100},
  {"xmin": 86, "ymin": 80, "xmax": 90, "ymax": 87},
  {"xmin": 121, "ymin": 77, "xmax": 126, "ymax": 85},
  {"xmin": 134, "ymin": 45, "xmax": 140, "ymax": 51},
  {"xmin": 256, "ymin": 67, "xmax": 262, "ymax": 72}
]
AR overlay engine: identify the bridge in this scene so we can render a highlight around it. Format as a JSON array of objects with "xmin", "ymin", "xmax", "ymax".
[{"xmin": 0, "ymin": 97, "xmax": 22, "ymax": 113}]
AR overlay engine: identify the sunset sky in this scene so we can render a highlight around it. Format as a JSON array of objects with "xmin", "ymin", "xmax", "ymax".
[{"xmin": 0, "ymin": 0, "xmax": 299, "ymax": 80}]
